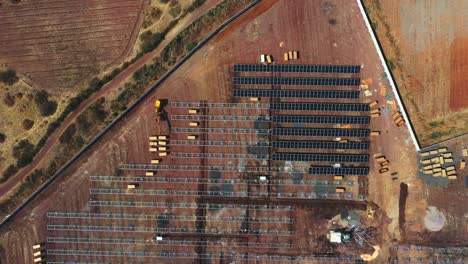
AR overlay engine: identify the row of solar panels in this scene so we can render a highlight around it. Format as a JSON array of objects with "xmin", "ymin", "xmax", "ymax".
[
  {"xmin": 272, "ymin": 115, "xmax": 370, "ymax": 124},
  {"xmin": 272, "ymin": 128, "xmax": 370, "ymax": 137},
  {"xmin": 233, "ymin": 89, "xmax": 360, "ymax": 99},
  {"xmin": 270, "ymin": 102, "xmax": 370, "ymax": 112},
  {"xmin": 233, "ymin": 77, "xmax": 360, "ymax": 86},
  {"xmin": 233, "ymin": 64, "xmax": 361, "ymax": 73},
  {"xmin": 273, "ymin": 153, "xmax": 369, "ymax": 163},
  {"xmin": 272, "ymin": 140, "xmax": 370, "ymax": 150},
  {"xmin": 309, "ymin": 166, "xmax": 369, "ymax": 175}
]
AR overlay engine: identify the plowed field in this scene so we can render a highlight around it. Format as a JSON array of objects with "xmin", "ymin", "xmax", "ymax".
[
  {"xmin": 363, "ymin": 0, "xmax": 468, "ymax": 146},
  {"xmin": 0, "ymin": 0, "xmax": 145, "ymax": 92}
]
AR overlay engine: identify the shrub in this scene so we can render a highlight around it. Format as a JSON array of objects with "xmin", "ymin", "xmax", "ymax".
[
  {"xmin": 34, "ymin": 90, "xmax": 57, "ymax": 116},
  {"xmin": 169, "ymin": 5, "xmax": 182, "ymax": 17},
  {"xmin": 188, "ymin": 0, "xmax": 206, "ymax": 12},
  {"xmin": 139, "ymin": 31, "xmax": 165, "ymax": 54},
  {"xmin": 22, "ymin": 119, "xmax": 34, "ymax": 130},
  {"xmin": 13, "ymin": 139, "xmax": 35, "ymax": 167},
  {"xmin": 59, "ymin": 123, "xmax": 77, "ymax": 144},
  {"xmin": 185, "ymin": 42, "xmax": 197, "ymax": 52},
  {"xmin": 89, "ymin": 97, "xmax": 108, "ymax": 121},
  {"xmin": 3, "ymin": 93, "xmax": 15, "ymax": 107},
  {"xmin": 0, "ymin": 69, "xmax": 19, "ymax": 85},
  {"xmin": 1, "ymin": 164, "xmax": 18, "ymax": 183},
  {"xmin": 0, "ymin": 133, "xmax": 5, "ymax": 143},
  {"xmin": 75, "ymin": 136, "xmax": 85, "ymax": 148}
]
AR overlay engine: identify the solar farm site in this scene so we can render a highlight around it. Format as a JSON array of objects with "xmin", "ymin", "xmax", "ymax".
[
  {"xmin": 43, "ymin": 63, "xmax": 373, "ymax": 263},
  {"xmin": 1, "ymin": 0, "xmax": 467, "ymax": 263}
]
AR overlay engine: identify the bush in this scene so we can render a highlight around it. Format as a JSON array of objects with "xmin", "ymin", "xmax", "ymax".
[
  {"xmin": 1, "ymin": 164, "xmax": 18, "ymax": 183},
  {"xmin": 89, "ymin": 97, "xmax": 108, "ymax": 121},
  {"xmin": 185, "ymin": 41, "xmax": 197, "ymax": 52},
  {"xmin": 59, "ymin": 123, "xmax": 76, "ymax": 144},
  {"xmin": 25, "ymin": 169, "xmax": 44, "ymax": 188},
  {"xmin": 3, "ymin": 93, "xmax": 15, "ymax": 107},
  {"xmin": 0, "ymin": 133, "xmax": 5, "ymax": 143},
  {"xmin": 169, "ymin": 5, "xmax": 182, "ymax": 17},
  {"xmin": 188, "ymin": 0, "xmax": 206, "ymax": 12},
  {"xmin": 22, "ymin": 119, "xmax": 34, "ymax": 130},
  {"xmin": 13, "ymin": 139, "xmax": 36, "ymax": 167},
  {"xmin": 139, "ymin": 31, "xmax": 165, "ymax": 54},
  {"xmin": 34, "ymin": 90, "xmax": 57, "ymax": 117},
  {"xmin": 0, "ymin": 69, "xmax": 19, "ymax": 85},
  {"xmin": 75, "ymin": 136, "xmax": 85, "ymax": 148}
]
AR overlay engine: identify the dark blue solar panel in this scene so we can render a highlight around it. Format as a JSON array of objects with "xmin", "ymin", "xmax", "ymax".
[
  {"xmin": 272, "ymin": 153, "xmax": 369, "ymax": 162},
  {"xmin": 272, "ymin": 115, "xmax": 370, "ymax": 124},
  {"xmin": 233, "ymin": 64, "xmax": 361, "ymax": 73},
  {"xmin": 233, "ymin": 77, "xmax": 360, "ymax": 86},
  {"xmin": 272, "ymin": 128, "xmax": 370, "ymax": 137},
  {"xmin": 309, "ymin": 166, "xmax": 369, "ymax": 175},
  {"xmin": 270, "ymin": 102, "xmax": 370, "ymax": 112},
  {"xmin": 272, "ymin": 140, "xmax": 370, "ymax": 150}
]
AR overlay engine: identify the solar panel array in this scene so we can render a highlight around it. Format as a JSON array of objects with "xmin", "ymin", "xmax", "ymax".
[
  {"xmin": 233, "ymin": 64, "xmax": 361, "ymax": 73},
  {"xmin": 270, "ymin": 102, "xmax": 370, "ymax": 112},
  {"xmin": 272, "ymin": 128, "xmax": 370, "ymax": 137},
  {"xmin": 309, "ymin": 166, "xmax": 370, "ymax": 175},
  {"xmin": 233, "ymin": 77, "xmax": 360, "ymax": 86},
  {"xmin": 272, "ymin": 115, "xmax": 370, "ymax": 124},
  {"xmin": 273, "ymin": 140, "xmax": 370, "ymax": 150},
  {"xmin": 272, "ymin": 153, "xmax": 369, "ymax": 162},
  {"xmin": 233, "ymin": 89, "xmax": 360, "ymax": 99}
]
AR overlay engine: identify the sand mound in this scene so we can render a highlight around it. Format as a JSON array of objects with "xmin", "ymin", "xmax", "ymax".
[{"xmin": 424, "ymin": 206, "xmax": 446, "ymax": 231}]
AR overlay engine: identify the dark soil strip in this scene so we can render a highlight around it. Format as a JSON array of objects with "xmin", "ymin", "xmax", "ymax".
[{"xmin": 399, "ymin": 182, "xmax": 408, "ymax": 238}]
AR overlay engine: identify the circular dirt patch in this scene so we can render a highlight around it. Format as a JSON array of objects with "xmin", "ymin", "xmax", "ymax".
[{"xmin": 424, "ymin": 206, "xmax": 446, "ymax": 231}]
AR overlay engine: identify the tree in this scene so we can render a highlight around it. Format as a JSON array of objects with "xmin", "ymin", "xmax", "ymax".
[
  {"xmin": 34, "ymin": 90, "xmax": 57, "ymax": 116},
  {"xmin": 59, "ymin": 123, "xmax": 77, "ymax": 144},
  {"xmin": 13, "ymin": 139, "xmax": 35, "ymax": 167},
  {"xmin": 22, "ymin": 119, "xmax": 34, "ymax": 130},
  {"xmin": 0, "ymin": 69, "xmax": 19, "ymax": 85}
]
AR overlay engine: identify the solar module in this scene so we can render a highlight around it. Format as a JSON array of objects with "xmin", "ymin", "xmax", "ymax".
[
  {"xmin": 233, "ymin": 64, "xmax": 361, "ymax": 73},
  {"xmin": 272, "ymin": 153, "xmax": 369, "ymax": 162},
  {"xmin": 272, "ymin": 128, "xmax": 370, "ymax": 137},
  {"xmin": 272, "ymin": 115, "xmax": 370, "ymax": 124},
  {"xmin": 270, "ymin": 102, "xmax": 370, "ymax": 112},
  {"xmin": 233, "ymin": 77, "xmax": 360, "ymax": 86},
  {"xmin": 309, "ymin": 166, "xmax": 369, "ymax": 175},
  {"xmin": 233, "ymin": 89, "xmax": 360, "ymax": 99},
  {"xmin": 273, "ymin": 140, "xmax": 370, "ymax": 150}
]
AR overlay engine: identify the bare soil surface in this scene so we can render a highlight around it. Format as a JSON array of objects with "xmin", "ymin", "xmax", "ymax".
[{"xmin": 363, "ymin": 0, "xmax": 468, "ymax": 146}]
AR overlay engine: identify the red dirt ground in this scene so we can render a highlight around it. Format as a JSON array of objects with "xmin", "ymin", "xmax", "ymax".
[
  {"xmin": 0, "ymin": 0, "xmax": 448, "ymax": 263},
  {"xmin": 0, "ymin": 0, "xmax": 145, "ymax": 91}
]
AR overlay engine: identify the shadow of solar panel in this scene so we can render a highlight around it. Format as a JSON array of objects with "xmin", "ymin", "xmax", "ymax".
[
  {"xmin": 309, "ymin": 166, "xmax": 369, "ymax": 175},
  {"xmin": 270, "ymin": 102, "xmax": 370, "ymax": 112},
  {"xmin": 272, "ymin": 115, "xmax": 370, "ymax": 124},
  {"xmin": 272, "ymin": 140, "xmax": 370, "ymax": 150},
  {"xmin": 233, "ymin": 64, "xmax": 361, "ymax": 73},
  {"xmin": 273, "ymin": 153, "xmax": 369, "ymax": 162},
  {"xmin": 272, "ymin": 128, "xmax": 370, "ymax": 137},
  {"xmin": 233, "ymin": 77, "xmax": 360, "ymax": 86},
  {"xmin": 233, "ymin": 89, "xmax": 360, "ymax": 99}
]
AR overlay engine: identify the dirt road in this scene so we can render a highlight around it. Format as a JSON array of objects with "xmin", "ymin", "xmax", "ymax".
[{"xmin": 0, "ymin": 0, "xmax": 222, "ymax": 199}]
